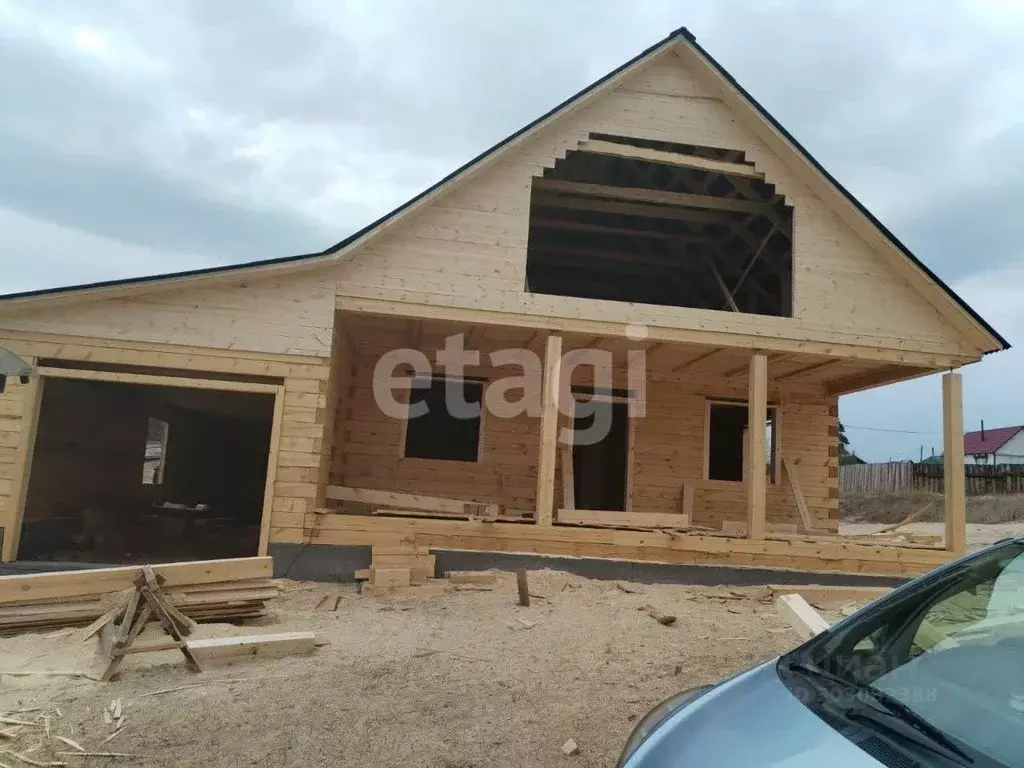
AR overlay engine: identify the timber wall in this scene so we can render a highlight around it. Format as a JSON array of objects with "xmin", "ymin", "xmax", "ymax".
[
  {"xmin": 303, "ymin": 330, "xmax": 839, "ymax": 541},
  {"xmin": 331, "ymin": 54, "xmax": 978, "ymax": 360}
]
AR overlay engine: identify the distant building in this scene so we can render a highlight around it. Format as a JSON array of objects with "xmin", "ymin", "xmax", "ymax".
[{"xmin": 964, "ymin": 425, "xmax": 1024, "ymax": 465}]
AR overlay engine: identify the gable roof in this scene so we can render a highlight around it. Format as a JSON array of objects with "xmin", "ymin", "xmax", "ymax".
[
  {"xmin": 964, "ymin": 425, "xmax": 1024, "ymax": 455},
  {"xmin": 0, "ymin": 28, "xmax": 1009, "ymax": 351}
]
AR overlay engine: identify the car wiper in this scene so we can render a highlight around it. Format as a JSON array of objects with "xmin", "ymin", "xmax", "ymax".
[{"xmin": 784, "ymin": 659, "xmax": 973, "ymax": 765}]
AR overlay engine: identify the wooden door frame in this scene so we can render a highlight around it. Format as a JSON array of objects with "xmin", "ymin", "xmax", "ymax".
[
  {"xmin": 4, "ymin": 366, "xmax": 285, "ymax": 561},
  {"xmin": 567, "ymin": 391, "xmax": 636, "ymax": 512}
]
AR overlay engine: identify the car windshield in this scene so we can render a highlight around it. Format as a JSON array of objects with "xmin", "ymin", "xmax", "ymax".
[{"xmin": 782, "ymin": 540, "xmax": 1024, "ymax": 767}]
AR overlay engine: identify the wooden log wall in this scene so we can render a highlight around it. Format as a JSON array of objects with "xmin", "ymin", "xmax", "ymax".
[
  {"xmin": 0, "ymin": 330, "xmax": 331, "ymax": 560},
  {"xmin": 305, "ymin": 324, "xmax": 839, "ymax": 539}
]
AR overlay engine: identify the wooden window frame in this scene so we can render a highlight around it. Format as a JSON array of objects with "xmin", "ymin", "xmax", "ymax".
[
  {"xmin": 398, "ymin": 374, "xmax": 487, "ymax": 464},
  {"xmin": 703, "ymin": 398, "xmax": 779, "ymax": 484}
]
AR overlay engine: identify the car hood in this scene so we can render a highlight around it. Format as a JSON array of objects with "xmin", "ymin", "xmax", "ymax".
[{"xmin": 626, "ymin": 660, "xmax": 884, "ymax": 768}]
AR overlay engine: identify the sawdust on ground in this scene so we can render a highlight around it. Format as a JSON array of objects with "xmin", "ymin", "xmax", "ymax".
[
  {"xmin": 0, "ymin": 570, "xmax": 863, "ymax": 768},
  {"xmin": 840, "ymin": 521, "xmax": 1024, "ymax": 550}
]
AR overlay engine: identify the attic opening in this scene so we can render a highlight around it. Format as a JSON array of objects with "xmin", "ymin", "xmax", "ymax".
[{"xmin": 525, "ymin": 134, "xmax": 794, "ymax": 316}]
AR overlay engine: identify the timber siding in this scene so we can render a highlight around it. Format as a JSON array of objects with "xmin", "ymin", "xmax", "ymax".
[{"xmin": 332, "ymin": 56, "xmax": 980, "ymax": 362}]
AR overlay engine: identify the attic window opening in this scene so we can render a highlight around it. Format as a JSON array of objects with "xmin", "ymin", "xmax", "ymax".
[
  {"xmin": 402, "ymin": 376, "xmax": 484, "ymax": 462},
  {"xmin": 524, "ymin": 135, "xmax": 793, "ymax": 316}
]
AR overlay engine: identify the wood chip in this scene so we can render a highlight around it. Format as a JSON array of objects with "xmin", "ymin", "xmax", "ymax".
[
  {"xmin": 560, "ymin": 738, "xmax": 580, "ymax": 756},
  {"xmin": 52, "ymin": 738, "xmax": 83, "ymax": 754},
  {"xmin": 515, "ymin": 618, "xmax": 536, "ymax": 629},
  {"xmin": 55, "ymin": 753, "xmax": 141, "ymax": 759},
  {"xmin": 638, "ymin": 605, "xmax": 676, "ymax": 626},
  {"xmin": 0, "ymin": 720, "xmax": 39, "ymax": 729},
  {"xmin": 100, "ymin": 729, "xmax": 124, "ymax": 746},
  {"xmin": 110, "ymin": 700, "xmax": 122, "ymax": 721},
  {"xmin": 101, "ymin": 711, "xmax": 111, "ymax": 727},
  {"xmin": 0, "ymin": 748, "xmax": 65, "ymax": 767},
  {"xmin": 615, "ymin": 583, "xmax": 641, "ymax": 594}
]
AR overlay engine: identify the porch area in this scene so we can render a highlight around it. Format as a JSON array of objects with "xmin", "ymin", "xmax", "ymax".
[{"xmin": 267, "ymin": 309, "xmax": 967, "ymax": 577}]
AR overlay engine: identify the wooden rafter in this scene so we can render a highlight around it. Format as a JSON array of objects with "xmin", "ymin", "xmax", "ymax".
[
  {"xmin": 534, "ymin": 178, "xmax": 777, "ymax": 217},
  {"xmin": 672, "ymin": 347, "xmax": 723, "ymax": 373},
  {"xmin": 706, "ymin": 259, "xmax": 739, "ymax": 312},
  {"xmin": 775, "ymin": 359, "xmax": 844, "ymax": 382},
  {"xmin": 578, "ymin": 139, "xmax": 764, "ymax": 179},
  {"xmin": 532, "ymin": 193, "xmax": 737, "ymax": 225},
  {"xmin": 530, "ymin": 217, "xmax": 718, "ymax": 242}
]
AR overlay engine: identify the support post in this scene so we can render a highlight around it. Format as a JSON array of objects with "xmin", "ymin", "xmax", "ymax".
[
  {"xmin": 747, "ymin": 353, "xmax": 767, "ymax": 540},
  {"xmin": 942, "ymin": 372, "xmax": 966, "ymax": 554},
  {"xmin": 535, "ymin": 334, "xmax": 563, "ymax": 526}
]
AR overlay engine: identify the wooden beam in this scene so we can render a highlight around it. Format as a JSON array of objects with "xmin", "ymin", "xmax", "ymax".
[
  {"xmin": 943, "ymin": 373, "xmax": 966, "ymax": 554},
  {"xmin": 706, "ymin": 259, "xmax": 740, "ymax": 311},
  {"xmin": 326, "ymin": 487, "xmax": 479, "ymax": 516},
  {"xmin": 2, "ymin": 372, "xmax": 43, "ymax": 562},
  {"xmin": 782, "ymin": 457, "xmax": 813, "ymax": 532},
  {"xmin": 189, "ymin": 631, "xmax": 316, "ymax": 661},
  {"xmin": 534, "ymin": 178, "xmax": 777, "ymax": 217},
  {"xmin": 824, "ymin": 365, "xmax": 929, "ymax": 396},
  {"xmin": 775, "ymin": 594, "xmax": 830, "ymax": 641},
  {"xmin": 722, "ymin": 352, "xmax": 792, "ymax": 379},
  {"xmin": 35, "ymin": 367, "xmax": 281, "ymax": 395},
  {"xmin": 557, "ymin": 509, "xmax": 690, "ymax": 529},
  {"xmin": 530, "ymin": 217, "xmax": 718, "ymax": 242},
  {"xmin": 258, "ymin": 386, "xmax": 286, "ymax": 556},
  {"xmin": 672, "ymin": 347, "xmax": 723, "ymax": 373},
  {"xmin": 723, "ymin": 224, "xmax": 777, "ymax": 309},
  {"xmin": 560, "ymin": 444, "xmax": 575, "ymax": 509},
  {"xmin": 335, "ymin": 295, "xmax": 981, "ymax": 370},
  {"xmin": 536, "ymin": 334, "xmax": 563, "ymax": 526},
  {"xmin": 532, "ymin": 193, "xmax": 738, "ymax": 225},
  {"xmin": 578, "ymin": 139, "xmax": 764, "ymax": 179},
  {"xmin": 747, "ymin": 353, "xmax": 767, "ymax": 540},
  {"xmin": 775, "ymin": 359, "xmax": 843, "ymax": 382}
]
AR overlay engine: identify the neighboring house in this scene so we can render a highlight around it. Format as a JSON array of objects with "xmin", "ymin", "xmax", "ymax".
[
  {"xmin": 0, "ymin": 28, "xmax": 1007, "ymax": 577},
  {"xmin": 964, "ymin": 425, "xmax": 1024, "ymax": 465}
]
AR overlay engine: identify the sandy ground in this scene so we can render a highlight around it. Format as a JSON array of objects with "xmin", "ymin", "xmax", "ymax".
[
  {"xmin": 0, "ymin": 571, "xmax": 866, "ymax": 768},
  {"xmin": 840, "ymin": 521, "xmax": 1024, "ymax": 550}
]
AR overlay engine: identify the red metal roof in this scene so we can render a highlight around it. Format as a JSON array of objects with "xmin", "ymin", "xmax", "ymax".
[{"xmin": 963, "ymin": 426, "xmax": 1024, "ymax": 455}]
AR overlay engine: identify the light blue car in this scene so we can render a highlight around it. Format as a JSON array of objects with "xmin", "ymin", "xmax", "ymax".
[{"xmin": 619, "ymin": 537, "xmax": 1024, "ymax": 767}]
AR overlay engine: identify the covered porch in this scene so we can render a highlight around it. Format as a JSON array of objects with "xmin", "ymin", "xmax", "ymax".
[{"xmin": 278, "ymin": 308, "xmax": 967, "ymax": 577}]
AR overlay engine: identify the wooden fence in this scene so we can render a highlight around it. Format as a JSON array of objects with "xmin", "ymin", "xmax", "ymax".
[{"xmin": 840, "ymin": 461, "xmax": 1024, "ymax": 495}]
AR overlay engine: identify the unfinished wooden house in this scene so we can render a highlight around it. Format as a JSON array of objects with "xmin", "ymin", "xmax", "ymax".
[{"xmin": 0, "ymin": 29, "xmax": 1007, "ymax": 577}]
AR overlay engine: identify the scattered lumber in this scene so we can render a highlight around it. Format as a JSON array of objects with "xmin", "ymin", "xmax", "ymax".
[
  {"xmin": 189, "ymin": 632, "xmax": 316, "ymax": 661},
  {"xmin": 775, "ymin": 594, "xmax": 830, "ymax": 641},
  {"xmin": 0, "ymin": 558, "xmax": 278, "ymax": 636},
  {"xmin": 360, "ymin": 545, "xmax": 444, "ymax": 596},
  {"xmin": 447, "ymin": 571, "xmax": 496, "ymax": 586}
]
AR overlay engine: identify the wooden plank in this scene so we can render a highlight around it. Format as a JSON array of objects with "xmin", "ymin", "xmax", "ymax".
[
  {"xmin": 578, "ymin": 139, "xmax": 764, "ymax": 179},
  {"xmin": 535, "ymin": 334, "xmax": 563, "ymax": 526},
  {"xmin": 557, "ymin": 509, "xmax": 690, "ymax": 529},
  {"xmin": 943, "ymin": 373, "xmax": 966, "ymax": 554},
  {"xmin": 326, "ymin": 486, "xmax": 474, "ymax": 515},
  {"xmin": 560, "ymin": 444, "xmax": 575, "ymax": 509},
  {"xmin": 370, "ymin": 567, "xmax": 411, "ymax": 587},
  {"xmin": 189, "ymin": 631, "xmax": 316, "ymax": 661},
  {"xmin": 782, "ymin": 457, "xmax": 813, "ymax": 533},
  {"xmin": 747, "ymin": 354, "xmax": 767, "ymax": 540},
  {"xmin": 36, "ymin": 366, "xmax": 281, "ymax": 394},
  {"xmin": 775, "ymin": 593, "xmax": 831, "ymax": 641},
  {"xmin": 1, "ymin": 372, "xmax": 42, "ymax": 561},
  {"xmin": 771, "ymin": 584, "xmax": 890, "ymax": 604},
  {"xmin": 259, "ymin": 386, "xmax": 286, "ymax": 555},
  {"xmin": 534, "ymin": 178, "xmax": 775, "ymax": 216},
  {"xmin": 0, "ymin": 557, "xmax": 273, "ymax": 603}
]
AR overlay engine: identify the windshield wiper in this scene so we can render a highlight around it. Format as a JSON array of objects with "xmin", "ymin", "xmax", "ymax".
[{"xmin": 784, "ymin": 659, "xmax": 974, "ymax": 765}]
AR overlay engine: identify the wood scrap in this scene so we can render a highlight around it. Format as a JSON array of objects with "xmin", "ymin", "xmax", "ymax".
[
  {"xmin": 639, "ymin": 605, "xmax": 677, "ymax": 626},
  {"xmin": 615, "ymin": 583, "xmax": 641, "ymax": 594},
  {"xmin": 516, "ymin": 571, "xmax": 530, "ymax": 607},
  {"xmin": 561, "ymin": 738, "xmax": 580, "ymax": 756},
  {"xmin": 447, "ymin": 571, "xmax": 496, "ymax": 586},
  {"xmin": 775, "ymin": 594, "xmax": 830, "ymax": 641},
  {"xmin": 876, "ymin": 502, "xmax": 932, "ymax": 534}
]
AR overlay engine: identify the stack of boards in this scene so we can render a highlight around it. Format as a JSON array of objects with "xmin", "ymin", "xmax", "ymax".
[
  {"xmin": 358, "ymin": 546, "xmax": 444, "ymax": 596},
  {"xmin": 0, "ymin": 557, "xmax": 278, "ymax": 636}
]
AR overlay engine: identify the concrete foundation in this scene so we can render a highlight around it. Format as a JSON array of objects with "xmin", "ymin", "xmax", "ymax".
[{"xmin": 268, "ymin": 543, "xmax": 907, "ymax": 588}]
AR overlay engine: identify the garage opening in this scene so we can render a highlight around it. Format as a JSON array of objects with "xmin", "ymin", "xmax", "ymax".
[
  {"xmin": 526, "ymin": 134, "xmax": 793, "ymax": 316},
  {"xmin": 18, "ymin": 377, "xmax": 276, "ymax": 564}
]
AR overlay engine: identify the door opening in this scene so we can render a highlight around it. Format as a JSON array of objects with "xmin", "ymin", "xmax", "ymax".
[{"xmin": 571, "ymin": 398, "xmax": 630, "ymax": 511}]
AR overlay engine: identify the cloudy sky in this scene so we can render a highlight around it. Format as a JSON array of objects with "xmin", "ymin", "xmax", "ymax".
[{"xmin": 2, "ymin": 0, "xmax": 1023, "ymax": 460}]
